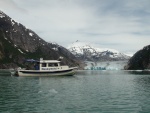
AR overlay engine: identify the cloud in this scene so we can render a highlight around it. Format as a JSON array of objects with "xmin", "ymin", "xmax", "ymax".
[
  {"xmin": 0, "ymin": 0, "xmax": 27, "ymax": 13},
  {"xmin": 0, "ymin": 0, "xmax": 150, "ymax": 54}
]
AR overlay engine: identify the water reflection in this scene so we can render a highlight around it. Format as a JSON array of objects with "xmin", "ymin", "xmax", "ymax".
[
  {"xmin": 126, "ymin": 70, "xmax": 150, "ymax": 75},
  {"xmin": 131, "ymin": 74, "xmax": 150, "ymax": 112}
]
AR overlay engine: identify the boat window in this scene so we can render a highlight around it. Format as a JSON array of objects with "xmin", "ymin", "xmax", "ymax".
[
  {"xmin": 48, "ymin": 63, "xmax": 58, "ymax": 67},
  {"xmin": 42, "ymin": 63, "xmax": 47, "ymax": 67},
  {"xmin": 48, "ymin": 63, "xmax": 53, "ymax": 67},
  {"xmin": 54, "ymin": 63, "xmax": 58, "ymax": 66},
  {"xmin": 34, "ymin": 63, "xmax": 39, "ymax": 70}
]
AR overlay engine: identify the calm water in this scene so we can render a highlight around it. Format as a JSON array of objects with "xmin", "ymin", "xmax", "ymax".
[{"xmin": 0, "ymin": 70, "xmax": 150, "ymax": 113}]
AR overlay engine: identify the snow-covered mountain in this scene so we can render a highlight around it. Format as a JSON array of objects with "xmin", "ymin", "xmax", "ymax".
[{"xmin": 67, "ymin": 41, "xmax": 130, "ymax": 61}]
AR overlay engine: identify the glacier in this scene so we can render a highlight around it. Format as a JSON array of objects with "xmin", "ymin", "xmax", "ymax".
[{"xmin": 84, "ymin": 61, "xmax": 128, "ymax": 70}]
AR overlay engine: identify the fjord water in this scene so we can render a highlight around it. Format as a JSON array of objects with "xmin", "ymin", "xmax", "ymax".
[{"xmin": 0, "ymin": 70, "xmax": 150, "ymax": 113}]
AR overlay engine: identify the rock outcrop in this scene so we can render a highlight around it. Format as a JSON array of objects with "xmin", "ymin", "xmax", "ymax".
[{"xmin": 124, "ymin": 45, "xmax": 150, "ymax": 70}]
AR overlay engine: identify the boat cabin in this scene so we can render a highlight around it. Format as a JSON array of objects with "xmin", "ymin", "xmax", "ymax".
[{"xmin": 33, "ymin": 58, "xmax": 69, "ymax": 71}]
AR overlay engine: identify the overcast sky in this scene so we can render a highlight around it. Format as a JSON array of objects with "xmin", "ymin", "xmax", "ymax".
[{"xmin": 0, "ymin": 0, "xmax": 150, "ymax": 55}]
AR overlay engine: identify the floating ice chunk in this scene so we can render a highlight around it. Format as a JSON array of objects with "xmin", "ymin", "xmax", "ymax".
[
  {"xmin": 49, "ymin": 89, "xmax": 58, "ymax": 94},
  {"xmin": 38, "ymin": 91, "xmax": 42, "ymax": 93}
]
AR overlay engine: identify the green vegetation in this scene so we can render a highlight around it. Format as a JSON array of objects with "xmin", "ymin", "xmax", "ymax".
[
  {"xmin": 0, "ymin": 31, "xmax": 21, "ymax": 63},
  {"xmin": 125, "ymin": 45, "xmax": 150, "ymax": 70},
  {"xmin": 26, "ymin": 47, "xmax": 45, "ymax": 60},
  {"xmin": 0, "ymin": 31, "xmax": 53, "ymax": 68}
]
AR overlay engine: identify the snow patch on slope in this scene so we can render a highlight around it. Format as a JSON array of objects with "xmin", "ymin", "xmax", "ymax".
[{"xmin": 29, "ymin": 32, "xmax": 33, "ymax": 36}]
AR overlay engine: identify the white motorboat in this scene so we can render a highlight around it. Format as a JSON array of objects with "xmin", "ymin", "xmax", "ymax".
[{"xmin": 15, "ymin": 58, "xmax": 78, "ymax": 77}]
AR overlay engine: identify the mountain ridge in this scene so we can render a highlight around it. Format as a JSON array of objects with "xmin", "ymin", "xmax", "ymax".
[
  {"xmin": 68, "ymin": 41, "xmax": 130, "ymax": 62},
  {"xmin": 0, "ymin": 10, "xmax": 83, "ymax": 69}
]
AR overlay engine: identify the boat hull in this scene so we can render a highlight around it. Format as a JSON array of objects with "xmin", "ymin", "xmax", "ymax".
[{"xmin": 16, "ymin": 68, "xmax": 76, "ymax": 77}]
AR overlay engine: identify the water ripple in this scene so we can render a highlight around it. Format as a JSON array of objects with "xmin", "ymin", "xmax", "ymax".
[{"xmin": 0, "ymin": 71, "xmax": 150, "ymax": 112}]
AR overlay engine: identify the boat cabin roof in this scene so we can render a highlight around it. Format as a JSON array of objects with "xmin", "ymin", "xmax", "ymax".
[
  {"xmin": 39, "ymin": 60, "xmax": 60, "ymax": 63},
  {"xmin": 25, "ymin": 59, "xmax": 60, "ymax": 63}
]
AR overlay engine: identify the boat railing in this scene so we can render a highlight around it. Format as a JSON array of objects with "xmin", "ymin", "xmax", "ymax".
[
  {"xmin": 40, "ymin": 66, "xmax": 69, "ymax": 70},
  {"xmin": 60, "ymin": 66, "xmax": 69, "ymax": 69}
]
